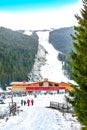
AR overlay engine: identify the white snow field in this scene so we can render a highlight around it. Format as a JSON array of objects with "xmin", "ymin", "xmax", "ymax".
[{"xmin": 0, "ymin": 94, "xmax": 81, "ymax": 130}]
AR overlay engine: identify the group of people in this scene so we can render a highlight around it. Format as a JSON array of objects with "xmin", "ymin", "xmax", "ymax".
[{"xmin": 21, "ymin": 99, "xmax": 34, "ymax": 106}]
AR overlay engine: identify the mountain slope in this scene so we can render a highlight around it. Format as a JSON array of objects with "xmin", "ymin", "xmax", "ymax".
[
  {"xmin": 49, "ymin": 27, "xmax": 74, "ymax": 54},
  {"xmin": 28, "ymin": 30, "xmax": 73, "ymax": 83},
  {"xmin": 49, "ymin": 27, "xmax": 75, "ymax": 79},
  {"xmin": 0, "ymin": 27, "xmax": 38, "ymax": 88}
]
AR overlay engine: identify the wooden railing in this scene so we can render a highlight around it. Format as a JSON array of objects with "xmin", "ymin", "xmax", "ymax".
[
  {"xmin": 50, "ymin": 101, "xmax": 74, "ymax": 113},
  {"xmin": 9, "ymin": 102, "xmax": 17, "ymax": 115}
]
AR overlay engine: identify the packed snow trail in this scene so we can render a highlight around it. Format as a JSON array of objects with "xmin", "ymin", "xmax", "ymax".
[
  {"xmin": 37, "ymin": 31, "xmax": 69, "ymax": 83},
  {"xmin": 2, "ymin": 107, "xmax": 80, "ymax": 130},
  {"xmin": 3, "ymin": 107, "xmax": 59, "ymax": 130},
  {"xmin": 1, "ymin": 94, "xmax": 81, "ymax": 130}
]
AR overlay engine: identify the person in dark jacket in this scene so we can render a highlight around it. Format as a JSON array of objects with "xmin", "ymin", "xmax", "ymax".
[
  {"xmin": 24, "ymin": 100, "xmax": 26, "ymax": 106},
  {"xmin": 31, "ymin": 99, "xmax": 34, "ymax": 106},
  {"xmin": 21, "ymin": 99, "xmax": 23, "ymax": 106}
]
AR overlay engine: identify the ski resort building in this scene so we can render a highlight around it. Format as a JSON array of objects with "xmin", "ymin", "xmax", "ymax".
[{"xmin": 10, "ymin": 79, "xmax": 73, "ymax": 94}]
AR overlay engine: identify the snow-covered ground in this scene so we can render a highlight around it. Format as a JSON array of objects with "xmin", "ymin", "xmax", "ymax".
[
  {"xmin": 0, "ymin": 94, "xmax": 81, "ymax": 130},
  {"xmin": 37, "ymin": 31, "xmax": 69, "ymax": 82},
  {"xmin": 0, "ymin": 30, "xmax": 81, "ymax": 130},
  {"xmin": 24, "ymin": 30, "xmax": 33, "ymax": 36},
  {"xmin": 28, "ymin": 30, "xmax": 74, "ymax": 83},
  {"xmin": 28, "ymin": 44, "xmax": 46, "ymax": 81}
]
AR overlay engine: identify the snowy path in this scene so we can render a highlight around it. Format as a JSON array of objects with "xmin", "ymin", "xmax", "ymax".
[
  {"xmin": 7, "ymin": 107, "xmax": 59, "ymax": 130},
  {"xmin": 2, "ymin": 106, "xmax": 81, "ymax": 130},
  {"xmin": 1, "ymin": 94, "xmax": 81, "ymax": 130}
]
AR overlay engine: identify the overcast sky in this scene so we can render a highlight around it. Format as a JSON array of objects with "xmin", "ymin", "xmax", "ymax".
[{"xmin": 0, "ymin": 0, "xmax": 82, "ymax": 30}]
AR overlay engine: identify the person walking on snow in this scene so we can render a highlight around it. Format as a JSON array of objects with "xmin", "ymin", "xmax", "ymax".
[
  {"xmin": 31, "ymin": 99, "xmax": 34, "ymax": 106},
  {"xmin": 24, "ymin": 100, "xmax": 26, "ymax": 106},
  {"xmin": 21, "ymin": 99, "xmax": 23, "ymax": 106},
  {"xmin": 27, "ymin": 99, "xmax": 30, "ymax": 106}
]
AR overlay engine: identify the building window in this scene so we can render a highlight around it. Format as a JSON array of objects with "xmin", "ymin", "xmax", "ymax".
[
  {"xmin": 54, "ymin": 84, "xmax": 59, "ymax": 86},
  {"xmin": 49, "ymin": 83, "xmax": 53, "ymax": 86},
  {"xmin": 39, "ymin": 82, "xmax": 43, "ymax": 86}
]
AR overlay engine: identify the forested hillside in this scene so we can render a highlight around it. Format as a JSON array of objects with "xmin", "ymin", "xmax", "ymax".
[
  {"xmin": 0, "ymin": 27, "xmax": 38, "ymax": 89},
  {"xmin": 49, "ymin": 27, "xmax": 74, "ymax": 54},
  {"xmin": 49, "ymin": 27, "xmax": 75, "ymax": 79}
]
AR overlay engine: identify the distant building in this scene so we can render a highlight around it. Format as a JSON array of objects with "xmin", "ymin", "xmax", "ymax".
[
  {"xmin": 6, "ymin": 86, "xmax": 12, "ymax": 92},
  {"xmin": 10, "ymin": 79, "xmax": 73, "ymax": 94}
]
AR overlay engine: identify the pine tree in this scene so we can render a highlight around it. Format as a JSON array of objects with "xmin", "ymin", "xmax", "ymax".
[{"xmin": 67, "ymin": 0, "xmax": 87, "ymax": 128}]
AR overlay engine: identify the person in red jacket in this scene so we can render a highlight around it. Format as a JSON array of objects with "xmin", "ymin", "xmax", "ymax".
[
  {"xmin": 27, "ymin": 99, "xmax": 30, "ymax": 106},
  {"xmin": 31, "ymin": 99, "xmax": 34, "ymax": 106}
]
